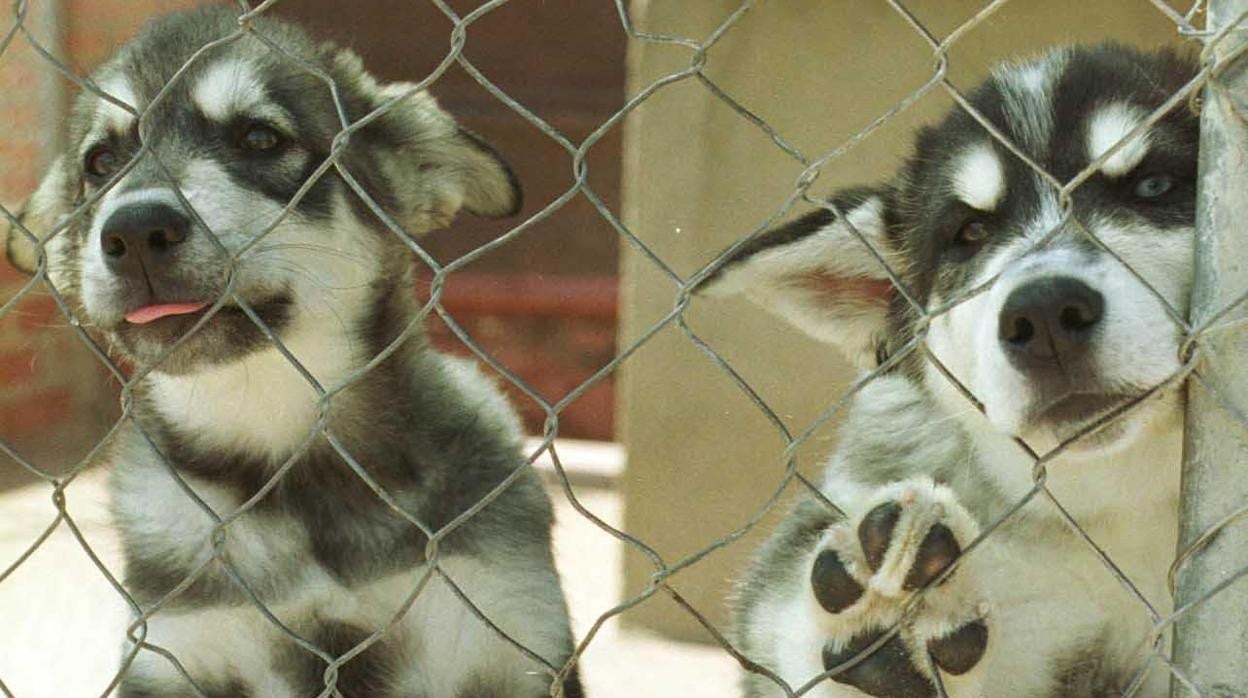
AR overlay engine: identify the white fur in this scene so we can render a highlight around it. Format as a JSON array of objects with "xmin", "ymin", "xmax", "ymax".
[
  {"xmin": 146, "ymin": 321, "xmax": 358, "ymax": 462},
  {"xmin": 950, "ymin": 143, "xmax": 1006, "ymax": 211},
  {"xmin": 1088, "ymin": 103, "xmax": 1151, "ymax": 177},
  {"xmin": 707, "ymin": 197, "xmax": 897, "ymax": 366},
  {"xmin": 740, "ymin": 378, "xmax": 1177, "ymax": 697},
  {"xmin": 192, "ymin": 60, "xmax": 273, "ymax": 125},
  {"xmin": 751, "ymin": 585, "xmax": 841, "ymax": 698},
  {"xmin": 146, "ymin": 161, "xmax": 383, "ymax": 462},
  {"xmin": 992, "ymin": 50, "xmax": 1069, "ymax": 156},
  {"xmin": 127, "ymin": 606, "xmax": 304, "ymax": 696},
  {"xmin": 85, "ymin": 73, "xmax": 138, "ymax": 149},
  {"xmin": 125, "ymin": 556, "xmax": 565, "ymax": 696},
  {"xmin": 110, "ymin": 444, "xmax": 318, "ymax": 598},
  {"xmin": 925, "ymin": 218, "xmax": 1191, "ymax": 470}
]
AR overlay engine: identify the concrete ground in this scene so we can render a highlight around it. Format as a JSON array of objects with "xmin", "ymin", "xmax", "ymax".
[{"xmin": 0, "ymin": 441, "xmax": 739, "ymax": 697}]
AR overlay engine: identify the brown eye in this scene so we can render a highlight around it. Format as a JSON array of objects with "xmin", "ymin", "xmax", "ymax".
[
  {"xmin": 240, "ymin": 122, "xmax": 283, "ymax": 152},
  {"xmin": 955, "ymin": 220, "xmax": 990, "ymax": 246},
  {"xmin": 85, "ymin": 145, "xmax": 120, "ymax": 178}
]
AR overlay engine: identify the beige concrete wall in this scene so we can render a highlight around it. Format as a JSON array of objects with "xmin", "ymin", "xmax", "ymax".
[{"xmin": 617, "ymin": 0, "xmax": 1182, "ymax": 642}]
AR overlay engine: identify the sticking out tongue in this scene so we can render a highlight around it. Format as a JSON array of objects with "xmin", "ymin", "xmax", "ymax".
[{"xmin": 125, "ymin": 301, "xmax": 210, "ymax": 325}]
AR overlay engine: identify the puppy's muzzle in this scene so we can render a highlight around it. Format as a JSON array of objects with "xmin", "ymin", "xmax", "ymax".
[
  {"xmin": 101, "ymin": 202, "xmax": 191, "ymax": 278},
  {"xmin": 998, "ymin": 276, "xmax": 1104, "ymax": 370}
]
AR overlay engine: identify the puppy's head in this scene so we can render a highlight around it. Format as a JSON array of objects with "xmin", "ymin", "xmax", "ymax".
[
  {"xmin": 702, "ymin": 45, "xmax": 1197, "ymax": 457},
  {"xmin": 3, "ymin": 6, "xmax": 519, "ymax": 374}
]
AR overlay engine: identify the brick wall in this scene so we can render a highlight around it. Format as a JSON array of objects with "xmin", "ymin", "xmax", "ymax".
[{"xmin": 0, "ymin": 0, "xmax": 203, "ymax": 483}]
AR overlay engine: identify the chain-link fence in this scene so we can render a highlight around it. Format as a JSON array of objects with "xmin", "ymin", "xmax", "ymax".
[{"xmin": 1, "ymin": 0, "xmax": 1247, "ymax": 696}]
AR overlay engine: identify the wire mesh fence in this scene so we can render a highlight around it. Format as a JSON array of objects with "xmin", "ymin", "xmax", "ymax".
[{"xmin": 0, "ymin": 0, "xmax": 1246, "ymax": 697}]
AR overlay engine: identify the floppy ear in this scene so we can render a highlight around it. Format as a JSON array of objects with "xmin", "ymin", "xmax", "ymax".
[
  {"xmin": 331, "ymin": 50, "xmax": 521, "ymax": 234},
  {"xmin": 4, "ymin": 156, "xmax": 71, "ymax": 275},
  {"xmin": 699, "ymin": 189, "xmax": 902, "ymax": 368}
]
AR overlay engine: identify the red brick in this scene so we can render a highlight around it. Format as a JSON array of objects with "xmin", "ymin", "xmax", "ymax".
[
  {"xmin": 0, "ymin": 387, "xmax": 73, "ymax": 437},
  {"xmin": 14, "ymin": 295, "xmax": 63, "ymax": 332},
  {"xmin": 0, "ymin": 348, "xmax": 38, "ymax": 384}
]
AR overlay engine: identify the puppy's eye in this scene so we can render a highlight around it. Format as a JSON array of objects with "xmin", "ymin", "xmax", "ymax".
[
  {"xmin": 954, "ymin": 220, "xmax": 990, "ymax": 247},
  {"xmin": 1134, "ymin": 173, "xmax": 1175, "ymax": 199},
  {"xmin": 240, "ymin": 122, "xmax": 284, "ymax": 152},
  {"xmin": 84, "ymin": 145, "xmax": 120, "ymax": 178}
]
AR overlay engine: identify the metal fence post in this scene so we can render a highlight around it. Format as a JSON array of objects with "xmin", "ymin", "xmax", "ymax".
[{"xmin": 1172, "ymin": 2, "xmax": 1248, "ymax": 695}]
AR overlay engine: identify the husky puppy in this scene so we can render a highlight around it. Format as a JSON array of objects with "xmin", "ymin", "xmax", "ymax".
[
  {"xmin": 703, "ymin": 45, "xmax": 1199, "ymax": 697},
  {"xmin": 3, "ymin": 7, "xmax": 583, "ymax": 697}
]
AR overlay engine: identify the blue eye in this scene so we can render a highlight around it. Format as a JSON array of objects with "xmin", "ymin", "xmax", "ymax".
[{"xmin": 1134, "ymin": 174, "xmax": 1174, "ymax": 199}]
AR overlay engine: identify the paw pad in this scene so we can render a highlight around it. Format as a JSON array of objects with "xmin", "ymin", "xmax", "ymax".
[
  {"xmin": 823, "ymin": 632, "xmax": 934, "ymax": 698},
  {"xmin": 903, "ymin": 523, "xmax": 961, "ymax": 591},
  {"xmin": 858, "ymin": 501, "xmax": 901, "ymax": 572},
  {"xmin": 811, "ymin": 549, "xmax": 864, "ymax": 614},
  {"xmin": 926, "ymin": 619, "xmax": 989, "ymax": 675}
]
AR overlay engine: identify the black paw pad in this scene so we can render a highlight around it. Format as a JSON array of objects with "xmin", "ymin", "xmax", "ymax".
[
  {"xmin": 858, "ymin": 502, "xmax": 901, "ymax": 573},
  {"xmin": 823, "ymin": 632, "xmax": 935, "ymax": 698},
  {"xmin": 903, "ymin": 523, "xmax": 961, "ymax": 591},
  {"xmin": 927, "ymin": 619, "xmax": 988, "ymax": 675},
  {"xmin": 811, "ymin": 550, "xmax": 864, "ymax": 614}
]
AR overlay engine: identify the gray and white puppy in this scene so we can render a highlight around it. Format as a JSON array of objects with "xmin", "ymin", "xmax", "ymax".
[
  {"xmin": 704, "ymin": 45, "xmax": 1198, "ymax": 697},
  {"xmin": 3, "ymin": 7, "xmax": 583, "ymax": 697}
]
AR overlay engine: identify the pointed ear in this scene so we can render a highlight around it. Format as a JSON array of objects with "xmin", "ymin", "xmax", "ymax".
[
  {"xmin": 699, "ymin": 189, "xmax": 901, "ymax": 368},
  {"xmin": 331, "ymin": 49, "xmax": 521, "ymax": 234},
  {"xmin": 4, "ymin": 156, "xmax": 71, "ymax": 275}
]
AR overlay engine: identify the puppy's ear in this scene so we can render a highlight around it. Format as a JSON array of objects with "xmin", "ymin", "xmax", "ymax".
[
  {"xmin": 4, "ymin": 156, "xmax": 71, "ymax": 275},
  {"xmin": 331, "ymin": 50, "xmax": 521, "ymax": 234},
  {"xmin": 699, "ymin": 189, "xmax": 902, "ymax": 368}
]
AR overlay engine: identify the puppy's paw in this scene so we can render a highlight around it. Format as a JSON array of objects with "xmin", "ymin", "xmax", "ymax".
[{"xmin": 811, "ymin": 479, "xmax": 989, "ymax": 697}]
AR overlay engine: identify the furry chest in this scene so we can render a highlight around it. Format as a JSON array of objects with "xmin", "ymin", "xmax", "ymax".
[{"xmin": 107, "ymin": 440, "xmax": 569, "ymax": 697}]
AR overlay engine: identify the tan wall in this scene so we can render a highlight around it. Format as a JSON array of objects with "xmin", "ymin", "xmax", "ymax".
[{"xmin": 617, "ymin": 0, "xmax": 1182, "ymax": 642}]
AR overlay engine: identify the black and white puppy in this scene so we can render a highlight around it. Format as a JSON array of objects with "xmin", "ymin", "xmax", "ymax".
[
  {"xmin": 705, "ymin": 45, "xmax": 1197, "ymax": 697},
  {"xmin": 3, "ymin": 7, "xmax": 583, "ymax": 697}
]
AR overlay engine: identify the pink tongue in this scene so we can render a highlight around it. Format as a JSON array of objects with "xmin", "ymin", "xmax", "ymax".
[{"xmin": 125, "ymin": 302, "xmax": 210, "ymax": 324}]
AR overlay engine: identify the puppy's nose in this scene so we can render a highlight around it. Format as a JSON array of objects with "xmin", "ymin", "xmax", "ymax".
[
  {"xmin": 998, "ymin": 277, "xmax": 1104, "ymax": 367},
  {"xmin": 100, "ymin": 203, "xmax": 191, "ymax": 274}
]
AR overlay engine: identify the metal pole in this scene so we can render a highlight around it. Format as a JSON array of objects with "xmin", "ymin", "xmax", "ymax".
[{"xmin": 1173, "ymin": 2, "xmax": 1248, "ymax": 695}]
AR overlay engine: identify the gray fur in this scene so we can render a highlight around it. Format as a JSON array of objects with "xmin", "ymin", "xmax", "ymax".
[{"xmin": 2, "ymin": 7, "xmax": 578, "ymax": 697}]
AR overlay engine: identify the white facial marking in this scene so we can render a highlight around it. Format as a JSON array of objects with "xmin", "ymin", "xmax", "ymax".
[
  {"xmin": 98, "ymin": 74, "xmax": 137, "ymax": 131},
  {"xmin": 1024, "ymin": 190, "xmax": 1064, "ymax": 243},
  {"xmin": 925, "ymin": 218, "xmax": 1190, "ymax": 456},
  {"xmin": 84, "ymin": 75, "xmax": 138, "ymax": 151},
  {"xmin": 1088, "ymin": 103, "xmax": 1151, "ymax": 177},
  {"xmin": 951, "ymin": 144, "xmax": 1006, "ymax": 211},
  {"xmin": 192, "ymin": 60, "xmax": 268, "ymax": 123},
  {"xmin": 992, "ymin": 48, "xmax": 1069, "ymax": 156}
]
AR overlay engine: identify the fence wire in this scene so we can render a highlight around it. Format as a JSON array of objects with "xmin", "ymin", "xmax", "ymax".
[{"xmin": 0, "ymin": 0, "xmax": 1246, "ymax": 697}]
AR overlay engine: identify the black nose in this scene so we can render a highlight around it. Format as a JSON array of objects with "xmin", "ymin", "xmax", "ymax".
[
  {"xmin": 100, "ymin": 203, "xmax": 191, "ymax": 274},
  {"xmin": 998, "ymin": 277, "xmax": 1104, "ymax": 367}
]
